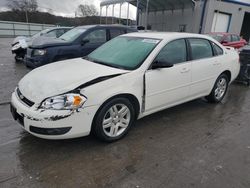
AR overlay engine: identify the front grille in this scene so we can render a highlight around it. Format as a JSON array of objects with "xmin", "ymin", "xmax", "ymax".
[{"xmin": 16, "ymin": 88, "xmax": 34, "ymax": 107}]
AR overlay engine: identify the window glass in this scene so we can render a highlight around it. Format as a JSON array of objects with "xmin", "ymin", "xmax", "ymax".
[
  {"xmin": 84, "ymin": 29, "xmax": 106, "ymax": 43},
  {"xmin": 110, "ymin": 29, "xmax": 125, "ymax": 39},
  {"xmin": 155, "ymin": 39, "xmax": 187, "ymax": 64},
  {"xmin": 212, "ymin": 42, "xmax": 223, "ymax": 56},
  {"xmin": 56, "ymin": 29, "xmax": 66, "ymax": 37},
  {"xmin": 232, "ymin": 35, "xmax": 239, "ymax": 42},
  {"xmin": 60, "ymin": 28, "xmax": 86, "ymax": 42},
  {"xmin": 44, "ymin": 30, "xmax": 57, "ymax": 37},
  {"xmin": 224, "ymin": 35, "xmax": 231, "ymax": 42},
  {"xmin": 208, "ymin": 34, "xmax": 224, "ymax": 42},
  {"xmin": 87, "ymin": 37, "xmax": 159, "ymax": 70},
  {"xmin": 189, "ymin": 38, "xmax": 213, "ymax": 60}
]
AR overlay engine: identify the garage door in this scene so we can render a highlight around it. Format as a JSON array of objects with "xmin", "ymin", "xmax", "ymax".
[{"xmin": 211, "ymin": 12, "xmax": 231, "ymax": 32}]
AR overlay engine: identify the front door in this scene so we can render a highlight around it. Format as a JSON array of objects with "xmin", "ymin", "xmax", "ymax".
[{"xmin": 145, "ymin": 39, "xmax": 191, "ymax": 112}]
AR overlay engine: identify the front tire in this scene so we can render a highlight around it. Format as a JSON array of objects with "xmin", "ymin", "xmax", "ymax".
[
  {"xmin": 92, "ymin": 98, "xmax": 135, "ymax": 142},
  {"xmin": 206, "ymin": 74, "xmax": 229, "ymax": 103}
]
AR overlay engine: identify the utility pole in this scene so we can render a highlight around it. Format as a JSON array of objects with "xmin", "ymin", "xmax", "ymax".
[{"xmin": 25, "ymin": 9, "xmax": 29, "ymax": 23}]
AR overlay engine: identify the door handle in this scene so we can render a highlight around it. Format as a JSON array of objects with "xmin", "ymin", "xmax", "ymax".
[{"xmin": 180, "ymin": 67, "xmax": 190, "ymax": 73}]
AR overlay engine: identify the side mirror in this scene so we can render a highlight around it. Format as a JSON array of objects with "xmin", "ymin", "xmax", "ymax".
[
  {"xmin": 81, "ymin": 39, "xmax": 89, "ymax": 45},
  {"xmin": 151, "ymin": 60, "xmax": 174, "ymax": 69}
]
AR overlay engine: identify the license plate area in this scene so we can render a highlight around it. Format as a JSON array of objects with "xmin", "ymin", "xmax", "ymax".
[{"xmin": 10, "ymin": 104, "xmax": 24, "ymax": 126}]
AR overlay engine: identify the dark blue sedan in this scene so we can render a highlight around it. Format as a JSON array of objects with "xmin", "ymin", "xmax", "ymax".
[{"xmin": 25, "ymin": 25, "xmax": 137, "ymax": 68}]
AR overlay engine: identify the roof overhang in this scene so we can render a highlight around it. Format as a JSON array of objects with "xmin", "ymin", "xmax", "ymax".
[{"xmin": 100, "ymin": 0, "xmax": 197, "ymax": 12}]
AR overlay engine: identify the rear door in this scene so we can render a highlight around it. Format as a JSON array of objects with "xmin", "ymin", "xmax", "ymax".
[{"xmin": 188, "ymin": 38, "xmax": 221, "ymax": 97}]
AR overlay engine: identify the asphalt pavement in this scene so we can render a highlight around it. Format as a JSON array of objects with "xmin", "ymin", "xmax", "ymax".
[{"xmin": 0, "ymin": 38, "xmax": 250, "ymax": 188}]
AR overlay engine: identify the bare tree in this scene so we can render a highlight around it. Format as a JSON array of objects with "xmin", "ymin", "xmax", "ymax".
[
  {"xmin": 8, "ymin": 0, "xmax": 38, "ymax": 12},
  {"xmin": 77, "ymin": 4, "xmax": 98, "ymax": 17}
]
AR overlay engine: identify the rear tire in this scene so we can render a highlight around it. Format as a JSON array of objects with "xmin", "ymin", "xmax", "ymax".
[
  {"xmin": 205, "ymin": 74, "xmax": 229, "ymax": 103},
  {"xmin": 92, "ymin": 98, "xmax": 135, "ymax": 142}
]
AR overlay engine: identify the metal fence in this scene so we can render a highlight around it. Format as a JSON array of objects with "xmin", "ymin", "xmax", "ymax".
[{"xmin": 0, "ymin": 21, "xmax": 55, "ymax": 38}]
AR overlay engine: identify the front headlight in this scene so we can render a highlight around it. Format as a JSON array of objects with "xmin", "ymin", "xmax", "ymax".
[
  {"xmin": 41, "ymin": 94, "xmax": 87, "ymax": 110},
  {"xmin": 34, "ymin": 49, "xmax": 46, "ymax": 56},
  {"xmin": 12, "ymin": 43, "xmax": 21, "ymax": 51}
]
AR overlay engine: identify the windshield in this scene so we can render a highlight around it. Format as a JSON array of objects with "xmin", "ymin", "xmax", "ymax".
[
  {"xmin": 87, "ymin": 37, "xmax": 160, "ymax": 70},
  {"xmin": 32, "ymin": 28, "xmax": 50, "ymax": 38},
  {"xmin": 208, "ymin": 34, "xmax": 224, "ymax": 42},
  {"xmin": 59, "ymin": 28, "xmax": 86, "ymax": 42}
]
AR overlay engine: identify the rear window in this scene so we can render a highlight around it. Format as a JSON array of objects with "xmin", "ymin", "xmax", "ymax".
[
  {"xmin": 212, "ymin": 42, "xmax": 224, "ymax": 56},
  {"xmin": 110, "ymin": 29, "xmax": 125, "ymax": 39},
  {"xmin": 189, "ymin": 38, "xmax": 213, "ymax": 60}
]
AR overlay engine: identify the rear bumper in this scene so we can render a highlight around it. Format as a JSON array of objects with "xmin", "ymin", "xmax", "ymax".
[{"xmin": 10, "ymin": 91, "xmax": 99, "ymax": 139}]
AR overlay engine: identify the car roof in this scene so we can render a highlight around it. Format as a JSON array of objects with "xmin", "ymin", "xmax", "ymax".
[
  {"xmin": 123, "ymin": 32, "xmax": 214, "ymax": 40},
  {"xmin": 76, "ymin": 24, "xmax": 136, "ymax": 30},
  {"xmin": 49, "ymin": 27, "xmax": 73, "ymax": 30}
]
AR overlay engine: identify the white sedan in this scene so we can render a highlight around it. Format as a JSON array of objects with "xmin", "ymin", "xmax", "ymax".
[{"xmin": 10, "ymin": 32, "xmax": 240, "ymax": 142}]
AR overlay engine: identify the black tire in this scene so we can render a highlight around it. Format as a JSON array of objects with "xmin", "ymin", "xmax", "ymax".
[
  {"xmin": 92, "ymin": 97, "xmax": 135, "ymax": 142},
  {"xmin": 205, "ymin": 74, "xmax": 229, "ymax": 103}
]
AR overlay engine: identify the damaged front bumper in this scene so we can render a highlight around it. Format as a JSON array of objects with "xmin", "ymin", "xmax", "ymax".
[{"xmin": 10, "ymin": 92, "xmax": 99, "ymax": 139}]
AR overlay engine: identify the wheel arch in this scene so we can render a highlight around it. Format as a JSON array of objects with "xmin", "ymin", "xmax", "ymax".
[
  {"xmin": 221, "ymin": 70, "xmax": 231, "ymax": 82},
  {"xmin": 91, "ymin": 93, "xmax": 141, "ymax": 132}
]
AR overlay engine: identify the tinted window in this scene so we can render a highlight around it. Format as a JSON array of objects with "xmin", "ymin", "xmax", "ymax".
[
  {"xmin": 189, "ymin": 38, "xmax": 213, "ymax": 60},
  {"xmin": 110, "ymin": 29, "xmax": 125, "ymax": 39},
  {"xmin": 155, "ymin": 39, "xmax": 187, "ymax": 64},
  {"xmin": 84, "ymin": 29, "xmax": 107, "ymax": 43},
  {"xmin": 212, "ymin": 42, "xmax": 223, "ymax": 56}
]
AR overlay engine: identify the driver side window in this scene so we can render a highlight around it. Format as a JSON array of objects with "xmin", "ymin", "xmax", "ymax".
[
  {"xmin": 155, "ymin": 39, "xmax": 187, "ymax": 65},
  {"xmin": 84, "ymin": 29, "xmax": 107, "ymax": 44}
]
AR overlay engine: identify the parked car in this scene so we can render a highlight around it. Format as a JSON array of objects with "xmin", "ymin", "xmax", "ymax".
[
  {"xmin": 10, "ymin": 32, "xmax": 240, "ymax": 142},
  {"xmin": 208, "ymin": 32, "xmax": 247, "ymax": 49},
  {"xmin": 12, "ymin": 27, "xmax": 72, "ymax": 61},
  {"xmin": 236, "ymin": 44, "xmax": 250, "ymax": 85},
  {"xmin": 24, "ymin": 25, "xmax": 137, "ymax": 68}
]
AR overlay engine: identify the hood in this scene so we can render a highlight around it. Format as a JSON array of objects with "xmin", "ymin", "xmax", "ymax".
[
  {"xmin": 30, "ymin": 36, "xmax": 69, "ymax": 48},
  {"xmin": 18, "ymin": 58, "xmax": 128, "ymax": 103},
  {"xmin": 12, "ymin": 36, "xmax": 29, "ymax": 45}
]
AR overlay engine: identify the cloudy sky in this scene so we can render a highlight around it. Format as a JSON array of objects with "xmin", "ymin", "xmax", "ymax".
[{"xmin": 0, "ymin": 0, "xmax": 136, "ymax": 19}]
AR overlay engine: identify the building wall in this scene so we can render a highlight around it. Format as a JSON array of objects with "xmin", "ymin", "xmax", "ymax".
[
  {"xmin": 138, "ymin": 0, "xmax": 250, "ymax": 35},
  {"xmin": 139, "ymin": 1, "xmax": 203, "ymax": 33},
  {"xmin": 202, "ymin": 0, "xmax": 250, "ymax": 34}
]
